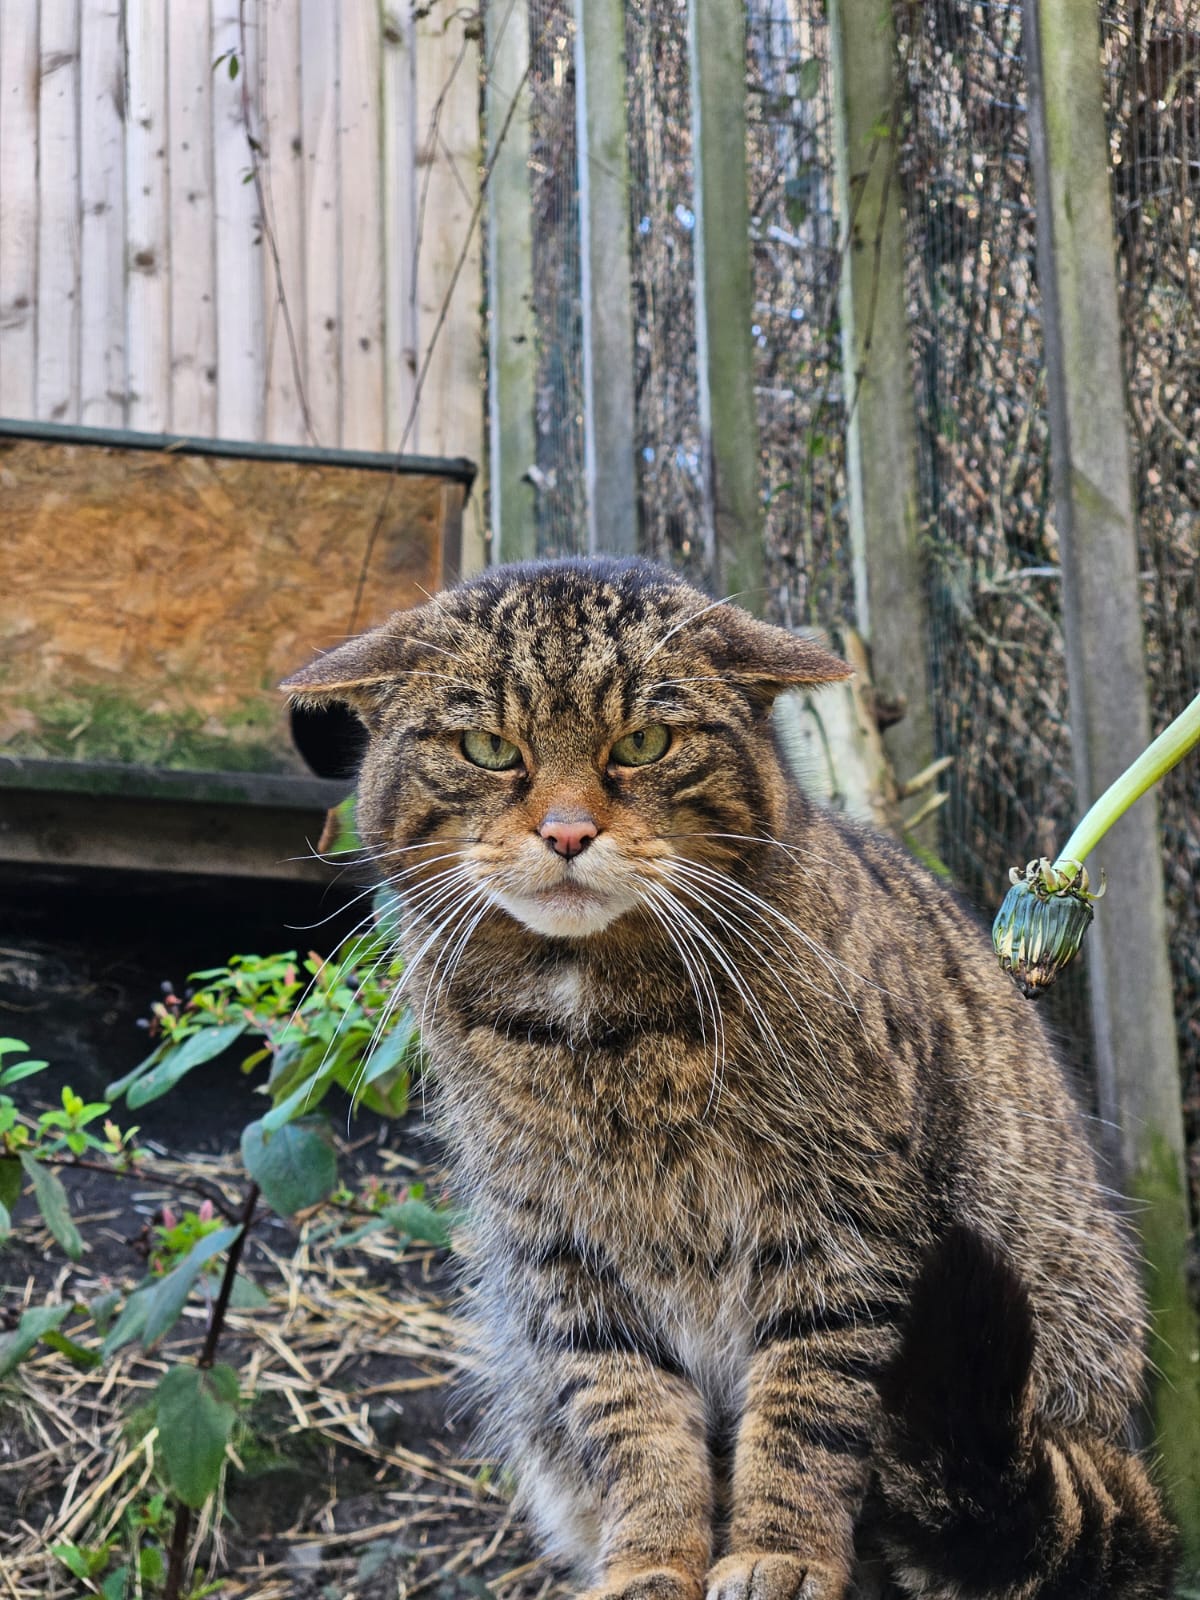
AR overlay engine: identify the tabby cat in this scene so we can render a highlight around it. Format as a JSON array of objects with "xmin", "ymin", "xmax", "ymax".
[{"xmin": 285, "ymin": 558, "xmax": 1175, "ymax": 1600}]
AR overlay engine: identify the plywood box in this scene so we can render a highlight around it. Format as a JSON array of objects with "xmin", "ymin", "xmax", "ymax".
[{"xmin": 0, "ymin": 422, "xmax": 475, "ymax": 878}]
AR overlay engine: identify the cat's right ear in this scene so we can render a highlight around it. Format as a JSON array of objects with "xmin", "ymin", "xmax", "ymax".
[{"xmin": 280, "ymin": 624, "xmax": 412, "ymax": 726}]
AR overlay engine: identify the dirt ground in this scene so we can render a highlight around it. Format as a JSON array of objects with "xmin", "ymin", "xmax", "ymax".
[{"xmin": 0, "ymin": 866, "xmax": 555, "ymax": 1600}]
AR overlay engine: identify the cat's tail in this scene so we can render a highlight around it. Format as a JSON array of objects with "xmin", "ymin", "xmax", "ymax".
[{"xmin": 872, "ymin": 1224, "xmax": 1177, "ymax": 1600}]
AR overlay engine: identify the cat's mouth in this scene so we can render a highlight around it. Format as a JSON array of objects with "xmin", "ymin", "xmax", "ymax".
[{"xmin": 488, "ymin": 869, "xmax": 640, "ymax": 939}]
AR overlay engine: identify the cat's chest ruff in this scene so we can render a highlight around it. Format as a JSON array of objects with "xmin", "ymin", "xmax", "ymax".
[{"xmin": 545, "ymin": 962, "xmax": 585, "ymax": 1021}]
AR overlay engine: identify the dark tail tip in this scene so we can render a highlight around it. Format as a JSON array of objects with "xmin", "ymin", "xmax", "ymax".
[{"xmin": 879, "ymin": 1223, "xmax": 1035, "ymax": 1470}]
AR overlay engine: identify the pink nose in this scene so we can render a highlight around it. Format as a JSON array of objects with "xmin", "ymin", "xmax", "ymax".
[{"xmin": 537, "ymin": 811, "xmax": 599, "ymax": 859}]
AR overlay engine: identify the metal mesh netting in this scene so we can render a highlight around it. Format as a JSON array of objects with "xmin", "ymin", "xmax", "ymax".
[
  {"xmin": 518, "ymin": 0, "xmax": 849, "ymax": 607},
  {"xmin": 624, "ymin": 2, "xmax": 704, "ymax": 580},
  {"xmin": 744, "ymin": 7, "xmax": 851, "ymax": 629},
  {"xmin": 894, "ymin": 4, "xmax": 1092, "ymax": 1062},
  {"xmin": 898, "ymin": 0, "xmax": 1199, "ymax": 1191},
  {"xmin": 1103, "ymin": 0, "xmax": 1200, "ymax": 1199},
  {"xmin": 497, "ymin": 0, "xmax": 1198, "ymax": 1212}
]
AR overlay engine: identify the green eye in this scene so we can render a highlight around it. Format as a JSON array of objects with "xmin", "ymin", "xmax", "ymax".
[
  {"xmin": 610, "ymin": 724, "xmax": 671, "ymax": 767},
  {"xmin": 461, "ymin": 730, "xmax": 523, "ymax": 770}
]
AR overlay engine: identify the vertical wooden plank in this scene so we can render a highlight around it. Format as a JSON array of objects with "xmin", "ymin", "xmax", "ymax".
[
  {"xmin": 382, "ymin": 0, "xmax": 416, "ymax": 452},
  {"xmin": 832, "ymin": 0, "xmax": 934, "ymax": 800},
  {"xmin": 79, "ymin": 0, "xmax": 127, "ymax": 427},
  {"xmin": 211, "ymin": 0, "xmax": 264, "ymax": 440},
  {"xmin": 0, "ymin": 0, "xmax": 40, "ymax": 417},
  {"xmin": 485, "ymin": 0, "xmax": 536, "ymax": 561},
  {"xmin": 37, "ymin": 0, "xmax": 80, "ymax": 423},
  {"xmin": 1025, "ymin": 0, "xmax": 1200, "ymax": 1554},
  {"xmin": 338, "ymin": 0, "xmax": 384, "ymax": 451},
  {"xmin": 828, "ymin": 0, "xmax": 932, "ymax": 796},
  {"xmin": 167, "ymin": 0, "xmax": 216, "ymax": 435},
  {"xmin": 260, "ymin": 0, "xmax": 307, "ymax": 444},
  {"xmin": 299, "ymin": 0, "xmax": 339, "ymax": 445},
  {"xmin": 687, "ymin": 0, "xmax": 761, "ymax": 603},
  {"xmin": 125, "ymin": 0, "xmax": 169, "ymax": 432},
  {"xmin": 413, "ymin": 1, "xmax": 484, "ymax": 514},
  {"xmin": 575, "ymin": 0, "xmax": 636, "ymax": 557}
]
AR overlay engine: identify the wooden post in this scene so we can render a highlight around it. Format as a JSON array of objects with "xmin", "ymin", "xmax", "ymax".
[
  {"xmin": 828, "ymin": 0, "xmax": 933, "ymax": 797},
  {"xmin": 687, "ymin": 0, "xmax": 762, "ymax": 609},
  {"xmin": 486, "ymin": 0, "xmax": 537, "ymax": 562},
  {"xmin": 1025, "ymin": 0, "xmax": 1200, "ymax": 1558},
  {"xmin": 574, "ymin": 0, "xmax": 637, "ymax": 557}
]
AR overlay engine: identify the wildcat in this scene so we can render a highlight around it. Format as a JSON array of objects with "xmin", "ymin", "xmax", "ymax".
[{"xmin": 285, "ymin": 558, "xmax": 1175, "ymax": 1600}]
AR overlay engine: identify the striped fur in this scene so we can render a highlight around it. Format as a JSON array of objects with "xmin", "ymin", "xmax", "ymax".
[{"xmin": 285, "ymin": 558, "xmax": 1175, "ymax": 1600}]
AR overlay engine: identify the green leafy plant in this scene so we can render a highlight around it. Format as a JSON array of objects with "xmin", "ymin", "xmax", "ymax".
[{"xmin": 0, "ymin": 918, "xmax": 444, "ymax": 1599}]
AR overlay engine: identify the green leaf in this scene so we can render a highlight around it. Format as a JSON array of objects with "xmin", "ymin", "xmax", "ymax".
[
  {"xmin": 141, "ymin": 1226, "xmax": 243, "ymax": 1349},
  {"xmin": 796, "ymin": 57, "xmax": 821, "ymax": 100},
  {"xmin": 19, "ymin": 1153, "xmax": 83, "ymax": 1259},
  {"xmin": 361, "ymin": 1011, "xmax": 416, "ymax": 1085},
  {"xmin": 139, "ymin": 1544, "xmax": 166, "ymax": 1584},
  {"xmin": 123, "ymin": 1023, "xmax": 247, "ymax": 1108},
  {"xmin": 261, "ymin": 1065, "xmax": 337, "ymax": 1132},
  {"xmin": 383, "ymin": 1199, "xmax": 453, "ymax": 1249},
  {"xmin": 103, "ymin": 1046, "xmax": 164, "ymax": 1100},
  {"xmin": 0, "ymin": 1199, "xmax": 9, "ymax": 1242},
  {"xmin": 0, "ymin": 1057, "xmax": 49, "ymax": 1087},
  {"xmin": 0, "ymin": 1154, "xmax": 19, "ymax": 1216},
  {"xmin": 42, "ymin": 1328, "xmax": 103, "ymax": 1369},
  {"xmin": 101, "ymin": 1286, "xmax": 153, "ymax": 1358},
  {"xmin": 227, "ymin": 1274, "xmax": 271, "ymax": 1310},
  {"xmin": 0, "ymin": 1038, "xmax": 29, "ymax": 1059},
  {"xmin": 242, "ymin": 1117, "xmax": 336, "ymax": 1216},
  {"xmin": 331, "ymin": 1214, "xmax": 387, "ymax": 1250},
  {"xmin": 52, "ymin": 1542, "xmax": 97, "ymax": 1581},
  {"xmin": 155, "ymin": 1363, "xmax": 239, "ymax": 1507},
  {"xmin": 102, "ymin": 1565, "xmax": 132, "ymax": 1600},
  {"xmin": 0, "ymin": 1302, "xmax": 70, "ymax": 1378},
  {"xmin": 89, "ymin": 1288, "xmax": 123, "ymax": 1335}
]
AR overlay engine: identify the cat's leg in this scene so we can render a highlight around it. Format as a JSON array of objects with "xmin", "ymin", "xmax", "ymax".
[
  {"xmin": 710, "ymin": 1317, "xmax": 883, "ymax": 1600},
  {"xmin": 552, "ymin": 1346, "xmax": 715, "ymax": 1600}
]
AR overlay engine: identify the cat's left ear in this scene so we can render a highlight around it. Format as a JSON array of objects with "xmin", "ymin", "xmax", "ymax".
[{"xmin": 714, "ymin": 608, "xmax": 853, "ymax": 704}]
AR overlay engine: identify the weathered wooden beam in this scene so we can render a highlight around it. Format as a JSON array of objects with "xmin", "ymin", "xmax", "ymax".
[
  {"xmin": 485, "ymin": 0, "xmax": 538, "ymax": 562},
  {"xmin": 574, "ymin": 0, "xmax": 638, "ymax": 556},
  {"xmin": 1025, "ymin": 0, "xmax": 1200, "ymax": 1556},
  {"xmin": 828, "ymin": 0, "xmax": 933, "ymax": 800},
  {"xmin": 687, "ymin": 0, "xmax": 762, "ymax": 608}
]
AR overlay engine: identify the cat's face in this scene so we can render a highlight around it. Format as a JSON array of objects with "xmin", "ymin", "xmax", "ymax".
[{"xmin": 284, "ymin": 560, "xmax": 849, "ymax": 941}]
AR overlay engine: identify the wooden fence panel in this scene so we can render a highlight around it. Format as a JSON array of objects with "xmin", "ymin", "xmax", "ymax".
[
  {"xmin": 0, "ymin": 0, "xmax": 483, "ymax": 476},
  {"xmin": 260, "ymin": 0, "xmax": 306, "ymax": 444},
  {"xmin": 124, "ymin": 0, "xmax": 169, "ymax": 431},
  {"xmin": 79, "ymin": 0, "xmax": 127, "ymax": 428},
  {"xmin": 36, "ymin": 1, "xmax": 79, "ymax": 423},
  {"xmin": 168, "ymin": 1, "xmax": 217, "ymax": 435},
  {"xmin": 0, "ymin": 0, "xmax": 40, "ymax": 417}
]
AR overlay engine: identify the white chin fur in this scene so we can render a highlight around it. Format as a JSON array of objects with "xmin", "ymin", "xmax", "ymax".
[{"xmin": 494, "ymin": 888, "xmax": 636, "ymax": 939}]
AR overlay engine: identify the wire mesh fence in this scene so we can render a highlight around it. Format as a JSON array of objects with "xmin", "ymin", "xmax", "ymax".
[
  {"xmin": 488, "ymin": 0, "xmax": 1198, "ymax": 1224},
  {"xmin": 1103, "ymin": 0, "xmax": 1200, "ymax": 1205}
]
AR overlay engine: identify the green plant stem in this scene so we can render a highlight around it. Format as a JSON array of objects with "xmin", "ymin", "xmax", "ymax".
[
  {"xmin": 163, "ymin": 1181, "xmax": 259, "ymax": 1600},
  {"xmin": 1053, "ymin": 689, "xmax": 1200, "ymax": 880}
]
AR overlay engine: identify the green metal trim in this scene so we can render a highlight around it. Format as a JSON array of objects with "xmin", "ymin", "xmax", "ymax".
[
  {"xmin": 0, "ymin": 415, "xmax": 477, "ymax": 488},
  {"xmin": 0, "ymin": 756, "xmax": 350, "ymax": 811}
]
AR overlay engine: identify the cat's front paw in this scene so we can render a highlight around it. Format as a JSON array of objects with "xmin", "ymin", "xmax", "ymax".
[
  {"xmin": 705, "ymin": 1553, "xmax": 847, "ymax": 1600},
  {"xmin": 581, "ymin": 1566, "xmax": 703, "ymax": 1600}
]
